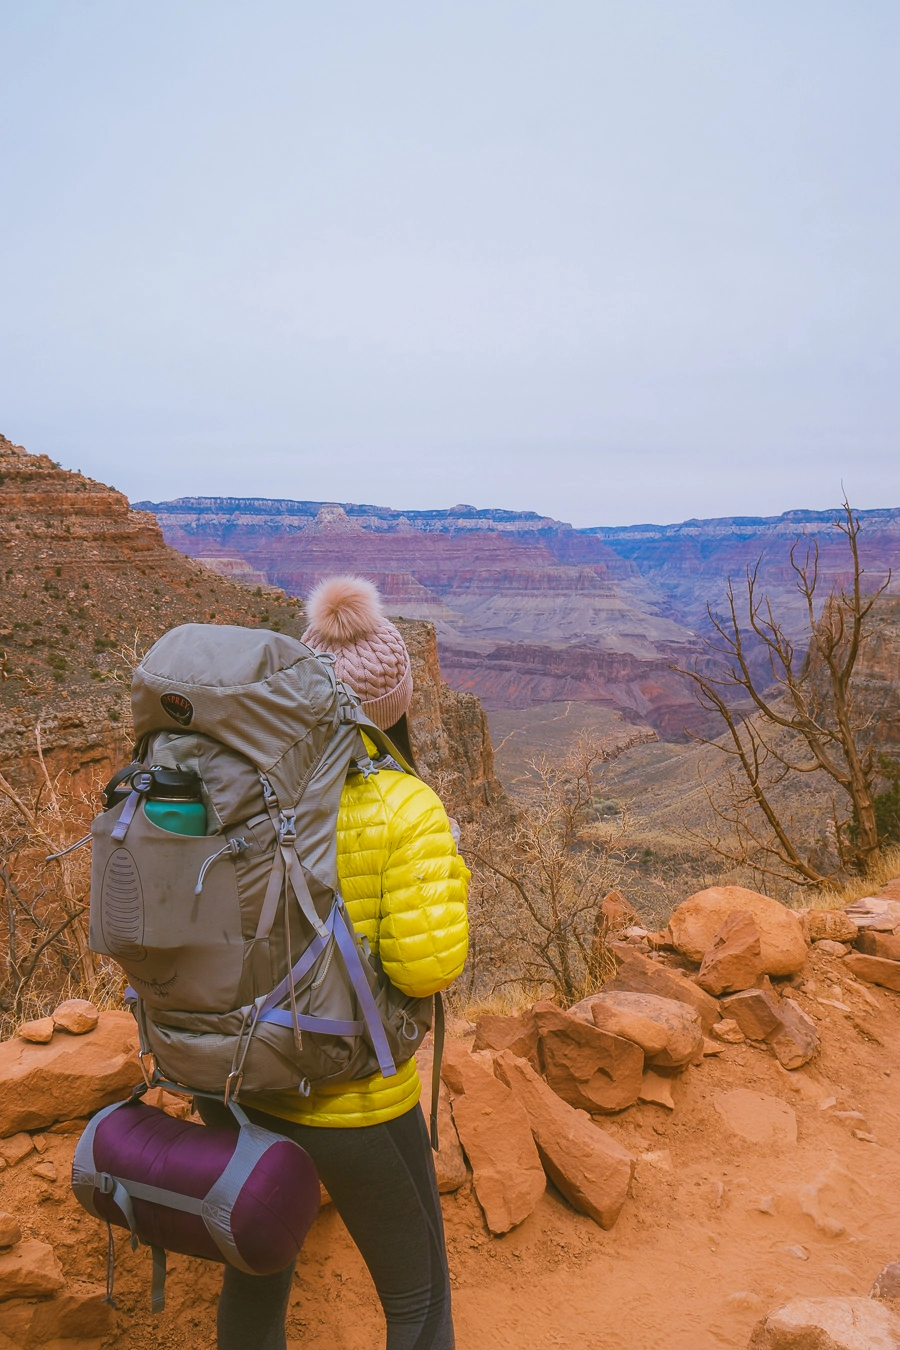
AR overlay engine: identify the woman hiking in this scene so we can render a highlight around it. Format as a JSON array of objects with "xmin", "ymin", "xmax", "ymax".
[{"xmin": 201, "ymin": 576, "xmax": 469, "ymax": 1350}]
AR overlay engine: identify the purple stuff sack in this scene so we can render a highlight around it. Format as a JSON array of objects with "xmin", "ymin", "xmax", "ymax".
[{"xmin": 72, "ymin": 1095, "xmax": 319, "ymax": 1312}]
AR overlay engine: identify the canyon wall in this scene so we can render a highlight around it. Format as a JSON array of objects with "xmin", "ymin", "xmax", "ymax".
[
  {"xmin": 0, "ymin": 437, "xmax": 500, "ymax": 818},
  {"xmin": 140, "ymin": 495, "xmax": 900, "ymax": 742}
]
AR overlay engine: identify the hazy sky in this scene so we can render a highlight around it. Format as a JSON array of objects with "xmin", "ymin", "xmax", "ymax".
[{"xmin": 1, "ymin": 3, "xmax": 898, "ymax": 527}]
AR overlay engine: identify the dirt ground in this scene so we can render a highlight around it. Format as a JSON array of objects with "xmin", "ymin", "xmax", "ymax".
[{"xmin": 2, "ymin": 942, "xmax": 899, "ymax": 1350}]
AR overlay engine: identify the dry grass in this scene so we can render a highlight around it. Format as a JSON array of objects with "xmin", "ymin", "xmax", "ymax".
[{"xmin": 790, "ymin": 845, "xmax": 900, "ymax": 912}]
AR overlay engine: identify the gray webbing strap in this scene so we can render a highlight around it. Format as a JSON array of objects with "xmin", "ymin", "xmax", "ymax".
[
  {"xmin": 257, "ymin": 909, "xmax": 335, "ymax": 1016},
  {"xmin": 201, "ymin": 1125, "xmax": 276, "ymax": 1274},
  {"xmin": 151, "ymin": 1246, "xmax": 167, "ymax": 1314},
  {"xmin": 258, "ymin": 1007, "xmax": 364, "ymax": 1036},
  {"xmin": 285, "ymin": 846, "xmax": 327, "ymax": 938},
  {"xmin": 72, "ymin": 1100, "xmax": 130, "ymax": 1219},
  {"xmin": 333, "ymin": 904, "xmax": 397, "ymax": 1079},
  {"xmin": 255, "ymin": 846, "xmax": 286, "ymax": 941}
]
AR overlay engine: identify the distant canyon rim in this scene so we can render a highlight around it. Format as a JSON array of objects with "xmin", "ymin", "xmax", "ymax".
[{"xmin": 138, "ymin": 495, "xmax": 900, "ymax": 751}]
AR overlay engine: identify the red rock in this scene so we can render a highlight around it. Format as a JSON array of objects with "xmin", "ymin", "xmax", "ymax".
[
  {"xmin": 28, "ymin": 1282, "xmax": 116, "ymax": 1341},
  {"xmin": 856, "ymin": 931, "xmax": 900, "ymax": 962},
  {"xmin": 0, "ymin": 1010, "xmax": 140, "ymax": 1136},
  {"xmin": 597, "ymin": 890, "xmax": 638, "ymax": 934},
  {"xmin": 748, "ymin": 1296, "xmax": 900, "ymax": 1348},
  {"xmin": 441, "ymin": 1040, "xmax": 544, "ymax": 1234},
  {"xmin": 571, "ymin": 991, "xmax": 702, "ymax": 1068},
  {"xmin": 769, "ymin": 997, "xmax": 818, "ymax": 1070},
  {"xmin": 669, "ymin": 886, "xmax": 807, "ymax": 975},
  {"xmin": 0, "ymin": 1239, "xmax": 64, "ymax": 1302},
  {"xmin": 871, "ymin": 1262, "xmax": 900, "ymax": 1302},
  {"xmin": 638, "ymin": 1070, "xmax": 675, "ymax": 1110},
  {"xmin": 472, "ymin": 1010, "xmax": 540, "ymax": 1071},
  {"xmin": 696, "ymin": 910, "xmax": 764, "ymax": 995},
  {"xmin": 532, "ymin": 1001, "xmax": 643, "ymax": 1113},
  {"xmin": 602, "ymin": 951, "xmax": 720, "ymax": 1033},
  {"xmin": 416, "ymin": 1044, "xmax": 468, "ymax": 1193},
  {"xmin": 842, "ymin": 952, "xmax": 900, "ymax": 992},
  {"xmin": 800, "ymin": 909, "xmax": 859, "ymax": 943},
  {"xmin": 52, "ymin": 999, "xmax": 100, "ymax": 1035},
  {"xmin": 494, "ymin": 1050, "xmax": 634, "ymax": 1230},
  {"xmin": 31, "ymin": 1160, "xmax": 58, "ymax": 1181},
  {"xmin": 18, "ymin": 1018, "xmax": 54, "ymax": 1045},
  {"xmin": 0, "ymin": 1134, "xmax": 33, "ymax": 1166},
  {"xmin": 721, "ymin": 989, "xmax": 783, "ymax": 1041},
  {"xmin": 0, "ymin": 1216, "xmax": 20, "ymax": 1249},
  {"xmin": 711, "ymin": 1018, "xmax": 746, "ymax": 1044}
]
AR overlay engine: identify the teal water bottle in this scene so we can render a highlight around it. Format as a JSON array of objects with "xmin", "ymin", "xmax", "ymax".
[{"xmin": 144, "ymin": 767, "xmax": 207, "ymax": 836}]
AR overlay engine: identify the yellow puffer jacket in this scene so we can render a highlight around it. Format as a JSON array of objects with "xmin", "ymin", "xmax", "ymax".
[{"xmin": 245, "ymin": 766, "xmax": 470, "ymax": 1128}]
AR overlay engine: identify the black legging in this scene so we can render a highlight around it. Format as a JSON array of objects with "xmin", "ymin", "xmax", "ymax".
[{"xmin": 198, "ymin": 1100, "xmax": 454, "ymax": 1350}]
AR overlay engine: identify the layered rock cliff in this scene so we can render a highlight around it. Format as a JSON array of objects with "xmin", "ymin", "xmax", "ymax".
[
  {"xmin": 0, "ymin": 437, "xmax": 501, "ymax": 817},
  {"xmin": 139, "ymin": 495, "xmax": 900, "ymax": 743}
]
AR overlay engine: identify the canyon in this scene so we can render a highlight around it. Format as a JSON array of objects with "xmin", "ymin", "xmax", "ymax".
[{"xmin": 137, "ymin": 495, "xmax": 900, "ymax": 744}]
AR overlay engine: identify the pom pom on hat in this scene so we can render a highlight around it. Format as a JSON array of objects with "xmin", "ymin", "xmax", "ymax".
[
  {"xmin": 306, "ymin": 576, "xmax": 384, "ymax": 644},
  {"xmin": 302, "ymin": 575, "xmax": 413, "ymax": 730}
]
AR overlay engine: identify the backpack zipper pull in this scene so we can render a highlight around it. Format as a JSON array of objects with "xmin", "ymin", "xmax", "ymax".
[{"xmin": 194, "ymin": 837, "xmax": 249, "ymax": 895}]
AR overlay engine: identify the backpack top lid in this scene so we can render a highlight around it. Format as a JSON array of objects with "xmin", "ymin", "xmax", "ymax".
[{"xmin": 132, "ymin": 624, "xmax": 345, "ymax": 808}]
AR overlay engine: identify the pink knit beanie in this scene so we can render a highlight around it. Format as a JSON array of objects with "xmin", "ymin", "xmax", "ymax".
[{"xmin": 302, "ymin": 576, "xmax": 413, "ymax": 730}]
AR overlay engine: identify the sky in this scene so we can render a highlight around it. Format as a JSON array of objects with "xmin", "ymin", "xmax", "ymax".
[{"xmin": 1, "ymin": 2, "xmax": 898, "ymax": 528}]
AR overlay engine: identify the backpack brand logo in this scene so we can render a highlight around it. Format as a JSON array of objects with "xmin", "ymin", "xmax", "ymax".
[{"xmin": 160, "ymin": 692, "xmax": 194, "ymax": 726}]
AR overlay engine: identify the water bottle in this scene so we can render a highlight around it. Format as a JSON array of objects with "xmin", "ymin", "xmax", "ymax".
[{"xmin": 143, "ymin": 766, "xmax": 207, "ymax": 836}]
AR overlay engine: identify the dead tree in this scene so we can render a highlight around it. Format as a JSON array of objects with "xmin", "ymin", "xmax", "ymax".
[
  {"xmin": 465, "ymin": 740, "xmax": 629, "ymax": 1004},
  {"xmin": 677, "ymin": 500, "xmax": 891, "ymax": 886}
]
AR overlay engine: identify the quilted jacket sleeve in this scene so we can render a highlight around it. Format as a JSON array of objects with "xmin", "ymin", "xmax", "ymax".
[{"xmin": 377, "ymin": 774, "xmax": 470, "ymax": 999}]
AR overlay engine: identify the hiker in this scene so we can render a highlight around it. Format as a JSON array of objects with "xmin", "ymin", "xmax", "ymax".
[{"xmin": 199, "ymin": 576, "xmax": 470, "ymax": 1350}]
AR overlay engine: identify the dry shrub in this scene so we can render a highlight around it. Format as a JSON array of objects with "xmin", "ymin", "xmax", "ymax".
[
  {"xmin": 460, "ymin": 740, "xmax": 630, "ymax": 1008},
  {"xmin": 0, "ymin": 726, "xmax": 120, "ymax": 1038}
]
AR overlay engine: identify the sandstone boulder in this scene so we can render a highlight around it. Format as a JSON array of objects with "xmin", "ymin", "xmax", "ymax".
[
  {"xmin": 669, "ymin": 886, "xmax": 807, "ymax": 975},
  {"xmin": 570, "ymin": 991, "xmax": 702, "ymax": 1068},
  {"xmin": 472, "ymin": 1010, "xmax": 540, "ymax": 1071},
  {"xmin": 52, "ymin": 999, "xmax": 100, "ymax": 1035},
  {"xmin": 856, "ymin": 931, "xmax": 900, "ymax": 961},
  {"xmin": 697, "ymin": 910, "xmax": 765, "ymax": 995},
  {"xmin": 800, "ymin": 909, "xmax": 860, "ymax": 944},
  {"xmin": 0, "ymin": 1010, "xmax": 140, "ymax": 1136},
  {"xmin": 441, "ymin": 1040, "xmax": 545, "ymax": 1233},
  {"xmin": 0, "ymin": 1239, "xmax": 64, "ymax": 1303},
  {"xmin": 494, "ymin": 1050, "xmax": 634, "ymax": 1229},
  {"xmin": 532, "ymin": 1001, "xmax": 643, "ymax": 1113},
  {"xmin": 28, "ymin": 1282, "xmax": 116, "ymax": 1343},
  {"xmin": 769, "ymin": 997, "xmax": 819, "ymax": 1070},
  {"xmin": 816, "ymin": 940, "xmax": 850, "ymax": 957},
  {"xmin": 845, "ymin": 897, "xmax": 900, "ymax": 932},
  {"xmin": 0, "ymin": 1217, "xmax": 20, "ymax": 1249},
  {"xmin": 597, "ymin": 889, "xmax": 638, "ymax": 933},
  {"xmin": 602, "ymin": 951, "xmax": 720, "ymax": 1033},
  {"xmin": 721, "ymin": 988, "xmax": 817, "ymax": 1067},
  {"xmin": 18, "ymin": 1019, "xmax": 54, "ymax": 1045},
  {"xmin": 748, "ymin": 1296, "xmax": 900, "ymax": 1349},
  {"xmin": 842, "ymin": 953, "xmax": 900, "ymax": 993},
  {"xmin": 714, "ymin": 1090, "xmax": 797, "ymax": 1146}
]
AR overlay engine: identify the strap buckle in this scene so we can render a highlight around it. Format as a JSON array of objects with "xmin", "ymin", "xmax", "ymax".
[{"xmin": 278, "ymin": 811, "xmax": 297, "ymax": 845}]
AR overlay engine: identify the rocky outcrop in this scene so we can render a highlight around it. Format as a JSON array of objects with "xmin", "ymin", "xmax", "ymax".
[
  {"xmin": 0, "ymin": 1010, "xmax": 140, "ymax": 1136},
  {"xmin": 0, "ymin": 437, "xmax": 501, "ymax": 819}
]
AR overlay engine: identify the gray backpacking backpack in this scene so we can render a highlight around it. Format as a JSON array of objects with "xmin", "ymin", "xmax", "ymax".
[{"xmin": 89, "ymin": 623, "xmax": 437, "ymax": 1113}]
